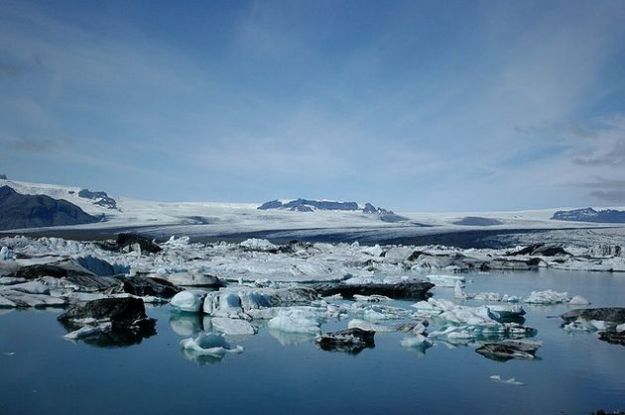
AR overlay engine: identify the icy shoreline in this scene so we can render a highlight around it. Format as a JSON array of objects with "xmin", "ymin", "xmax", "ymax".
[{"xmin": 0, "ymin": 234, "xmax": 624, "ymax": 370}]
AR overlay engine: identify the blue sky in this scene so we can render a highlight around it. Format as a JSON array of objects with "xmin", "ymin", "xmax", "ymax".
[{"xmin": 1, "ymin": 0, "xmax": 625, "ymax": 211}]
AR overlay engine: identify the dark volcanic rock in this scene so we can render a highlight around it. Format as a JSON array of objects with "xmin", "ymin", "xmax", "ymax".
[
  {"xmin": 58, "ymin": 297, "xmax": 156, "ymax": 347},
  {"xmin": 476, "ymin": 340, "xmax": 541, "ymax": 362},
  {"xmin": 65, "ymin": 274, "xmax": 121, "ymax": 291},
  {"xmin": 78, "ymin": 189, "xmax": 117, "ymax": 209},
  {"xmin": 561, "ymin": 308, "xmax": 625, "ymax": 324},
  {"xmin": 15, "ymin": 264, "xmax": 71, "ymax": 279},
  {"xmin": 0, "ymin": 185, "xmax": 101, "ymax": 230},
  {"xmin": 75, "ymin": 255, "xmax": 129, "ymax": 276},
  {"xmin": 313, "ymin": 281, "xmax": 434, "ymax": 300},
  {"xmin": 509, "ymin": 243, "xmax": 570, "ymax": 257},
  {"xmin": 112, "ymin": 277, "xmax": 181, "ymax": 299},
  {"xmin": 316, "ymin": 328, "xmax": 375, "ymax": 354},
  {"xmin": 116, "ymin": 233, "xmax": 162, "ymax": 253},
  {"xmin": 598, "ymin": 331, "xmax": 625, "ymax": 346},
  {"xmin": 257, "ymin": 200, "xmax": 283, "ymax": 210}
]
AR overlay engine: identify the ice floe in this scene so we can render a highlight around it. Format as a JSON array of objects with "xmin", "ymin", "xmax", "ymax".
[
  {"xmin": 267, "ymin": 308, "xmax": 321, "ymax": 334},
  {"xmin": 490, "ymin": 375, "xmax": 524, "ymax": 386},
  {"xmin": 523, "ymin": 290, "xmax": 571, "ymax": 304},
  {"xmin": 180, "ymin": 333, "xmax": 243, "ymax": 360}
]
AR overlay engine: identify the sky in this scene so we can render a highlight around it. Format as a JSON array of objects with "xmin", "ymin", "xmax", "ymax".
[{"xmin": 1, "ymin": 0, "xmax": 625, "ymax": 211}]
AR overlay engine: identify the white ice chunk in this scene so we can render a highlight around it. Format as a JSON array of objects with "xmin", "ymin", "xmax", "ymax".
[
  {"xmin": 411, "ymin": 300, "xmax": 442, "ymax": 314},
  {"xmin": 239, "ymin": 238, "xmax": 278, "ymax": 252},
  {"xmin": 0, "ymin": 295, "xmax": 17, "ymax": 308},
  {"xmin": 348, "ymin": 319, "xmax": 395, "ymax": 333},
  {"xmin": 63, "ymin": 323, "xmax": 111, "ymax": 341},
  {"xmin": 400, "ymin": 334, "xmax": 431, "ymax": 348},
  {"xmin": 203, "ymin": 291, "xmax": 244, "ymax": 318},
  {"xmin": 616, "ymin": 323, "xmax": 625, "ymax": 333},
  {"xmin": 170, "ymin": 290, "xmax": 207, "ymax": 312},
  {"xmin": 267, "ymin": 308, "xmax": 321, "ymax": 334},
  {"xmin": 210, "ymin": 317, "xmax": 257, "ymax": 336},
  {"xmin": 569, "ymin": 295, "xmax": 590, "ymax": 305},
  {"xmin": 180, "ymin": 333, "xmax": 243, "ymax": 357},
  {"xmin": 490, "ymin": 375, "xmax": 524, "ymax": 386},
  {"xmin": 523, "ymin": 290, "xmax": 571, "ymax": 305},
  {"xmin": 426, "ymin": 274, "xmax": 465, "ymax": 288},
  {"xmin": 0, "ymin": 247, "xmax": 12, "ymax": 261}
]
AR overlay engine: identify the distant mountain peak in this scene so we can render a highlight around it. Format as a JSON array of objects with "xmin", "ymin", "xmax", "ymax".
[
  {"xmin": 0, "ymin": 185, "xmax": 102, "ymax": 230},
  {"xmin": 551, "ymin": 207, "xmax": 625, "ymax": 223},
  {"xmin": 257, "ymin": 198, "xmax": 407, "ymax": 222}
]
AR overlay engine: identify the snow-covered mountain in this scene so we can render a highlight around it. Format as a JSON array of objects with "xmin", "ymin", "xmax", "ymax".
[{"xmin": 1, "ymin": 178, "xmax": 625, "ymax": 244}]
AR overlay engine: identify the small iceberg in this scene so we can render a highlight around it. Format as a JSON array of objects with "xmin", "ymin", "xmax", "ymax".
[
  {"xmin": 490, "ymin": 375, "xmax": 524, "ymax": 386},
  {"xmin": 267, "ymin": 308, "xmax": 321, "ymax": 334},
  {"xmin": 523, "ymin": 290, "xmax": 571, "ymax": 305},
  {"xmin": 180, "ymin": 333, "xmax": 243, "ymax": 362},
  {"xmin": 426, "ymin": 274, "xmax": 465, "ymax": 288},
  {"xmin": 170, "ymin": 290, "xmax": 207, "ymax": 312}
]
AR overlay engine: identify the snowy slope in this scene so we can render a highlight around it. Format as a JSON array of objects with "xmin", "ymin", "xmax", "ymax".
[{"xmin": 1, "ymin": 178, "xmax": 624, "ymax": 239}]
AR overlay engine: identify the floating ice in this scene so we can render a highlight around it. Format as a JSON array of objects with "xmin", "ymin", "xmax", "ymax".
[
  {"xmin": 204, "ymin": 291, "xmax": 245, "ymax": 318},
  {"xmin": 487, "ymin": 305, "xmax": 526, "ymax": 322},
  {"xmin": 0, "ymin": 247, "xmax": 12, "ymax": 261},
  {"xmin": 180, "ymin": 333, "xmax": 243, "ymax": 358},
  {"xmin": 239, "ymin": 238, "xmax": 278, "ymax": 252},
  {"xmin": 569, "ymin": 295, "xmax": 590, "ymax": 305},
  {"xmin": 490, "ymin": 375, "xmax": 524, "ymax": 386},
  {"xmin": 210, "ymin": 317, "xmax": 257, "ymax": 336},
  {"xmin": 267, "ymin": 308, "xmax": 321, "ymax": 334},
  {"xmin": 63, "ymin": 323, "xmax": 111, "ymax": 341},
  {"xmin": 400, "ymin": 334, "xmax": 431, "ymax": 348},
  {"xmin": 523, "ymin": 290, "xmax": 571, "ymax": 305},
  {"xmin": 170, "ymin": 290, "xmax": 207, "ymax": 312},
  {"xmin": 348, "ymin": 319, "xmax": 395, "ymax": 333},
  {"xmin": 426, "ymin": 274, "xmax": 465, "ymax": 288},
  {"xmin": 454, "ymin": 282, "xmax": 519, "ymax": 303}
]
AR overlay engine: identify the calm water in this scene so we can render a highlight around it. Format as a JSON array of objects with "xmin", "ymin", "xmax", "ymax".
[{"xmin": 1, "ymin": 270, "xmax": 625, "ymax": 415}]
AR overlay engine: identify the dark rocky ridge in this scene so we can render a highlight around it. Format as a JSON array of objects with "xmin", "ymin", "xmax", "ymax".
[
  {"xmin": 0, "ymin": 185, "xmax": 101, "ymax": 230},
  {"xmin": 257, "ymin": 198, "xmax": 408, "ymax": 222},
  {"xmin": 78, "ymin": 189, "xmax": 118, "ymax": 209},
  {"xmin": 552, "ymin": 208, "xmax": 625, "ymax": 223}
]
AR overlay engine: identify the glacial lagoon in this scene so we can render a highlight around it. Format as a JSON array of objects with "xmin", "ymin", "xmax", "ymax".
[{"xmin": 1, "ymin": 269, "xmax": 624, "ymax": 415}]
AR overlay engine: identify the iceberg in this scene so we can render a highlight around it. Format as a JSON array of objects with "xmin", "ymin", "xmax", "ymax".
[
  {"xmin": 267, "ymin": 308, "xmax": 321, "ymax": 334},
  {"xmin": 180, "ymin": 333, "xmax": 243, "ymax": 359},
  {"xmin": 210, "ymin": 317, "xmax": 257, "ymax": 336},
  {"xmin": 569, "ymin": 295, "xmax": 590, "ymax": 305},
  {"xmin": 400, "ymin": 334, "xmax": 431, "ymax": 349},
  {"xmin": 348, "ymin": 319, "xmax": 395, "ymax": 333},
  {"xmin": 426, "ymin": 274, "xmax": 465, "ymax": 288},
  {"xmin": 170, "ymin": 290, "xmax": 207, "ymax": 312},
  {"xmin": 0, "ymin": 246, "xmax": 12, "ymax": 261},
  {"xmin": 490, "ymin": 375, "xmax": 524, "ymax": 386},
  {"xmin": 523, "ymin": 290, "xmax": 571, "ymax": 305}
]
